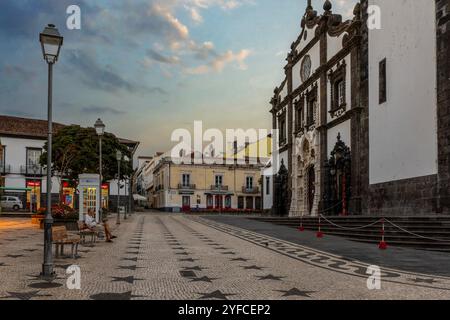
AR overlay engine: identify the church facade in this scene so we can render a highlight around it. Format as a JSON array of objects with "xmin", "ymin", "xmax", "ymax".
[{"xmin": 270, "ymin": 0, "xmax": 450, "ymax": 217}]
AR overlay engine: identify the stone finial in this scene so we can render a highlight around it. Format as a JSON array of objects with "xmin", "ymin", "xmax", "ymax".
[{"xmin": 323, "ymin": 0, "xmax": 332, "ymax": 12}]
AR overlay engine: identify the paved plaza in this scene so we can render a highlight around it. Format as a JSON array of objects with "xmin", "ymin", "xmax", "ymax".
[{"xmin": 1, "ymin": 213, "xmax": 450, "ymax": 300}]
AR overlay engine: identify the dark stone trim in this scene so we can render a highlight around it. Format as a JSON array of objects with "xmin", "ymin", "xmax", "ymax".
[
  {"xmin": 318, "ymin": 30, "xmax": 328, "ymax": 213},
  {"xmin": 317, "ymin": 108, "xmax": 362, "ymax": 131},
  {"xmin": 359, "ymin": 0, "xmax": 370, "ymax": 215},
  {"xmin": 436, "ymin": 0, "xmax": 450, "ymax": 214}
]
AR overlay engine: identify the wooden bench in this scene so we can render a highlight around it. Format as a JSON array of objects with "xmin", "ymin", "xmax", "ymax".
[
  {"xmin": 52, "ymin": 226, "xmax": 81, "ymax": 259},
  {"xmin": 77, "ymin": 221, "xmax": 98, "ymax": 244}
]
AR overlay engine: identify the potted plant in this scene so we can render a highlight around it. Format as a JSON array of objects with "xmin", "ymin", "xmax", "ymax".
[{"xmin": 52, "ymin": 204, "xmax": 78, "ymax": 231}]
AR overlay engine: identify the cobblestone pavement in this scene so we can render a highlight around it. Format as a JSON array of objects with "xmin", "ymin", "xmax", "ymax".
[{"xmin": 1, "ymin": 213, "xmax": 450, "ymax": 300}]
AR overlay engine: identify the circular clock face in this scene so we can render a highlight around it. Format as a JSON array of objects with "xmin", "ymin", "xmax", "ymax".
[{"xmin": 301, "ymin": 55, "xmax": 312, "ymax": 82}]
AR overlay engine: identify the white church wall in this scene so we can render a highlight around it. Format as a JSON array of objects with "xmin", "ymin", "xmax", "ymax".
[
  {"xmin": 296, "ymin": 25, "xmax": 318, "ymax": 54},
  {"xmin": 327, "ymin": 32, "xmax": 346, "ymax": 59},
  {"xmin": 280, "ymin": 81, "xmax": 288, "ymax": 100},
  {"xmin": 292, "ymin": 41, "xmax": 321, "ymax": 90},
  {"xmin": 327, "ymin": 120, "xmax": 351, "ymax": 157},
  {"xmin": 369, "ymin": 0, "xmax": 437, "ymax": 184}
]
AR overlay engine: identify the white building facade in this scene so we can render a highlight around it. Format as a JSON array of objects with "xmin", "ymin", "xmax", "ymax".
[{"xmin": 0, "ymin": 115, "xmax": 139, "ymax": 213}]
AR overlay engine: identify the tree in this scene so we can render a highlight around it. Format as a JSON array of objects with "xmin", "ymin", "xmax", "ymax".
[{"xmin": 40, "ymin": 125, "xmax": 133, "ymax": 205}]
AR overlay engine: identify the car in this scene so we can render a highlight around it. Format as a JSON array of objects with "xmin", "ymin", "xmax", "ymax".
[{"xmin": 0, "ymin": 196, "xmax": 24, "ymax": 211}]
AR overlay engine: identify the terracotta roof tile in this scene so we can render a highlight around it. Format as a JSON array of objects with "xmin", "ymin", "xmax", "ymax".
[{"xmin": 0, "ymin": 115, "xmax": 65, "ymax": 139}]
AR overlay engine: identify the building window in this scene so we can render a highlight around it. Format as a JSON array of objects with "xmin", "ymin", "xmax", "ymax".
[
  {"xmin": 182, "ymin": 174, "xmax": 190, "ymax": 187},
  {"xmin": 266, "ymin": 176, "xmax": 270, "ymax": 195},
  {"xmin": 0, "ymin": 146, "xmax": 5, "ymax": 168},
  {"xmin": 26, "ymin": 148, "xmax": 42, "ymax": 174},
  {"xmin": 295, "ymin": 98, "xmax": 304, "ymax": 132},
  {"xmin": 246, "ymin": 176, "xmax": 254, "ymax": 189},
  {"xmin": 379, "ymin": 58, "xmax": 387, "ymax": 104},
  {"xmin": 337, "ymin": 80, "xmax": 345, "ymax": 106},
  {"xmin": 329, "ymin": 61, "xmax": 347, "ymax": 118},
  {"xmin": 307, "ymin": 98, "xmax": 316, "ymax": 127},
  {"xmin": 215, "ymin": 175, "xmax": 223, "ymax": 187}
]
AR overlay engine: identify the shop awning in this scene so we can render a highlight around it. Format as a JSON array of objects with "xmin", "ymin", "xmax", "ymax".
[
  {"xmin": 133, "ymin": 194, "xmax": 147, "ymax": 201},
  {"xmin": 0, "ymin": 187, "xmax": 32, "ymax": 191}
]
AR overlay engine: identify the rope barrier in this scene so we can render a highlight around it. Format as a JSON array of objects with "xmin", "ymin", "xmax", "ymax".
[
  {"xmin": 385, "ymin": 219, "xmax": 450, "ymax": 243},
  {"xmin": 319, "ymin": 214, "xmax": 383, "ymax": 231},
  {"xmin": 297, "ymin": 201, "xmax": 344, "ymax": 233},
  {"xmin": 294, "ymin": 204, "xmax": 450, "ymax": 248}
]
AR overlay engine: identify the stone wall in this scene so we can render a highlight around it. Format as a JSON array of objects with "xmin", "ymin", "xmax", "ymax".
[{"xmin": 368, "ymin": 175, "xmax": 439, "ymax": 216}]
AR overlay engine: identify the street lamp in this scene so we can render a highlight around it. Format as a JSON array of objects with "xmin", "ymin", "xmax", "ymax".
[
  {"xmin": 116, "ymin": 150, "xmax": 122, "ymax": 225},
  {"xmin": 94, "ymin": 118, "xmax": 105, "ymax": 222},
  {"xmin": 123, "ymin": 156, "xmax": 130, "ymax": 220},
  {"xmin": 39, "ymin": 24, "xmax": 63, "ymax": 279}
]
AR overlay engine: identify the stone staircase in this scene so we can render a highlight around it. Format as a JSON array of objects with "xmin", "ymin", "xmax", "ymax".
[{"xmin": 250, "ymin": 216, "xmax": 450, "ymax": 252}]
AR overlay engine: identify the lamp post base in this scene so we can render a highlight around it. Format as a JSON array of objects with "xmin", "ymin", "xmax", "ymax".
[{"xmin": 40, "ymin": 264, "xmax": 56, "ymax": 282}]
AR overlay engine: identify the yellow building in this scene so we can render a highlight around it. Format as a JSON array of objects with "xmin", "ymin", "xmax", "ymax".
[
  {"xmin": 153, "ymin": 156, "xmax": 264, "ymax": 212},
  {"xmin": 0, "ymin": 142, "xmax": 4, "ymax": 191},
  {"xmin": 225, "ymin": 134, "xmax": 272, "ymax": 163}
]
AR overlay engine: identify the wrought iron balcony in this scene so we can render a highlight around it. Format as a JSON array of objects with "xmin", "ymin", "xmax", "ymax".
[
  {"xmin": 0, "ymin": 164, "xmax": 11, "ymax": 175},
  {"xmin": 20, "ymin": 165, "xmax": 46, "ymax": 176},
  {"xmin": 178, "ymin": 184, "xmax": 196, "ymax": 190},
  {"xmin": 210, "ymin": 185, "xmax": 229, "ymax": 192},
  {"xmin": 242, "ymin": 186, "xmax": 260, "ymax": 194}
]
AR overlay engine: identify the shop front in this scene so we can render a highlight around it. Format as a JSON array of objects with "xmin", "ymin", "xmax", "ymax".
[
  {"xmin": 101, "ymin": 183, "xmax": 109, "ymax": 210},
  {"xmin": 61, "ymin": 180, "xmax": 76, "ymax": 208},
  {"xmin": 26, "ymin": 180, "xmax": 41, "ymax": 212}
]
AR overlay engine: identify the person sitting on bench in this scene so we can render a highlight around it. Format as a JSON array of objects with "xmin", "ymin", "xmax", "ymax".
[{"xmin": 84, "ymin": 209, "xmax": 116, "ymax": 243}]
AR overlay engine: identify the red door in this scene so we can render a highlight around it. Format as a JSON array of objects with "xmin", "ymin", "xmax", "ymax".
[
  {"xmin": 215, "ymin": 195, "xmax": 223, "ymax": 209},
  {"xmin": 182, "ymin": 196, "xmax": 191, "ymax": 212}
]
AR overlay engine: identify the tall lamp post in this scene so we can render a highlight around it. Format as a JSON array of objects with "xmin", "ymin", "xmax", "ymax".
[
  {"xmin": 116, "ymin": 150, "xmax": 122, "ymax": 225},
  {"xmin": 94, "ymin": 119, "xmax": 105, "ymax": 222},
  {"xmin": 123, "ymin": 156, "xmax": 130, "ymax": 220},
  {"xmin": 39, "ymin": 24, "xmax": 63, "ymax": 279}
]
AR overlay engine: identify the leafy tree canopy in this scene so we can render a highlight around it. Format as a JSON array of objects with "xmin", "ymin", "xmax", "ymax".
[{"xmin": 40, "ymin": 125, "xmax": 133, "ymax": 183}]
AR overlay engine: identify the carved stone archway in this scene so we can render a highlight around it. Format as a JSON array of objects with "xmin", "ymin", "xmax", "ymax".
[{"xmin": 290, "ymin": 130, "xmax": 321, "ymax": 217}]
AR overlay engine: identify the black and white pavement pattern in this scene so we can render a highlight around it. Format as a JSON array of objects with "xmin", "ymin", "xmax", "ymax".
[{"xmin": 0, "ymin": 214, "xmax": 450, "ymax": 300}]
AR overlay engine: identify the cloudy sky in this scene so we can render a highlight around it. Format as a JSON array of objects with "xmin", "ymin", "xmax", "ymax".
[{"xmin": 0, "ymin": 0, "xmax": 356, "ymax": 157}]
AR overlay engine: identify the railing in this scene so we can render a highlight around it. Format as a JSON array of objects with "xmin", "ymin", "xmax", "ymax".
[
  {"xmin": 210, "ymin": 185, "xmax": 229, "ymax": 192},
  {"xmin": 242, "ymin": 186, "xmax": 260, "ymax": 194},
  {"xmin": 0, "ymin": 164, "xmax": 11, "ymax": 175},
  {"xmin": 178, "ymin": 184, "xmax": 196, "ymax": 190},
  {"xmin": 20, "ymin": 165, "xmax": 46, "ymax": 176}
]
